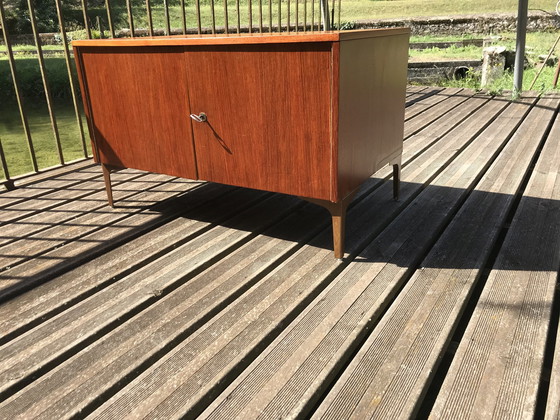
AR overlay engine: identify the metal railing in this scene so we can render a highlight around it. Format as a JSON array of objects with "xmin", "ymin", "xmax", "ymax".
[{"xmin": 0, "ymin": 0, "xmax": 343, "ymax": 190}]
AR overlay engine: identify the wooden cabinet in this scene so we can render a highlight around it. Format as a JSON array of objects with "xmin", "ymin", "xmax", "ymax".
[{"xmin": 73, "ymin": 29, "xmax": 410, "ymax": 258}]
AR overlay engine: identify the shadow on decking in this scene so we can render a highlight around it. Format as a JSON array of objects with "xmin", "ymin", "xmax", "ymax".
[{"xmin": 0, "ymin": 173, "xmax": 556, "ymax": 303}]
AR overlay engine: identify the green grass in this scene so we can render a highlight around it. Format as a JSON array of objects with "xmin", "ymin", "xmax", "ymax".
[
  {"xmin": 436, "ymin": 65, "xmax": 559, "ymax": 96},
  {"xmin": 76, "ymin": 0, "xmax": 558, "ymax": 35},
  {"xmin": 410, "ymin": 45, "xmax": 483, "ymax": 61},
  {"xmin": 409, "ymin": 32, "xmax": 560, "ymax": 61},
  {"xmin": 408, "ymin": 31, "xmax": 560, "ymax": 94},
  {"xmin": 0, "ymin": 98, "xmax": 91, "ymax": 178},
  {"xmin": 1, "ymin": 0, "xmax": 559, "ymax": 178},
  {"xmin": 0, "ymin": 45, "xmax": 66, "ymax": 52},
  {"xmin": 0, "ymin": 57, "xmax": 93, "ymax": 177},
  {"xmin": 340, "ymin": 0, "xmax": 555, "ymax": 22},
  {"xmin": 0, "ymin": 57, "xmax": 76, "ymax": 98}
]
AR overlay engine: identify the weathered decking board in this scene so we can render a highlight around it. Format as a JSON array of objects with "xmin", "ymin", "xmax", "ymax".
[
  {"xmin": 0, "ymin": 89, "xmax": 469, "ymax": 416},
  {"xmin": 404, "ymin": 87, "xmax": 449, "ymax": 121},
  {"xmin": 0, "ymin": 174, "xmax": 207, "ymax": 300},
  {"xmin": 431, "ymin": 99, "xmax": 560, "ymax": 419},
  {"xmin": 0, "ymin": 182, "xmax": 240, "ymax": 344},
  {"xmin": 0, "ymin": 160, "xmax": 96, "ymax": 205},
  {"xmin": 0, "ymin": 166, "xmax": 117, "ymax": 224},
  {"xmin": 0, "ymin": 88, "xmax": 558, "ymax": 420},
  {"xmin": 197, "ymin": 96, "xmax": 538, "ymax": 420},
  {"xmin": 313, "ymin": 95, "xmax": 557, "ymax": 419},
  {"xmin": 405, "ymin": 85, "xmax": 428, "ymax": 97},
  {"xmin": 403, "ymin": 88, "xmax": 472, "ymax": 138},
  {"xmin": 403, "ymin": 87, "xmax": 445, "ymax": 114},
  {"xmin": 0, "ymin": 87, "xmax": 461, "ymax": 303},
  {"xmin": 84, "ymin": 94, "xmax": 511, "ymax": 418}
]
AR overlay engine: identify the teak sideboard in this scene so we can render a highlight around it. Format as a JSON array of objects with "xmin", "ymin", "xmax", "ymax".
[{"xmin": 73, "ymin": 29, "xmax": 410, "ymax": 258}]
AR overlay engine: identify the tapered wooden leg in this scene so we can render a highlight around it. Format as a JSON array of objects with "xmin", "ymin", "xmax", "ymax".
[
  {"xmin": 300, "ymin": 191, "xmax": 357, "ymax": 259},
  {"xmin": 392, "ymin": 158, "xmax": 401, "ymax": 201},
  {"xmin": 101, "ymin": 163, "xmax": 114, "ymax": 207},
  {"xmin": 330, "ymin": 204, "xmax": 347, "ymax": 259}
]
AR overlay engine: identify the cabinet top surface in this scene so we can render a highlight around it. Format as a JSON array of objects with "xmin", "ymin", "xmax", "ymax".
[{"xmin": 72, "ymin": 28, "xmax": 410, "ymax": 48}]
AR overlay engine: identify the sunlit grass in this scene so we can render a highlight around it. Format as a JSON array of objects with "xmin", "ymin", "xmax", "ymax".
[
  {"xmin": 78, "ymin": 0, "xmax": 557, "ymax": 35},
  {"xmin": 410, "ymin": 45, "xmax": 483, "ymax": 61},
  {"xmin": 340, "ymin": 0, "xmax": 555, "ymax": 22},
  {"xmin": 1, "ymin": 0, "xmax": 559, "ymax": 179},
  {"xmin": 437, "ymin": 65, "xmax": 559, "ymax": 96},
  {"xmin": 0, "ymin": 98, "xmax": 91, "ymax": 178},
  {"xmin": 409, "ymin": 32, "xmax": 560, "ymax": 62}
]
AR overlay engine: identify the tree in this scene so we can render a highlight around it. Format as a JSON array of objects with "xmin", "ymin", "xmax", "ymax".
[{"xmin": 2, "ymin": 0, "xmax": 93, "ymax": 35}]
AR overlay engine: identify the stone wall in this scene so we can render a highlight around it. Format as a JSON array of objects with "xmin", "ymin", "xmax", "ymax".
[{"xmin": 355, "ymin": 11, "xmax": 560, "ymax": 35}]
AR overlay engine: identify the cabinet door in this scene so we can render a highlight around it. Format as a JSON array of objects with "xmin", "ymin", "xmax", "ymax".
[
  {"xmin": 185, "ymin": 43, "xmax": 333, "ymax": 200},
  {"xmin": 78, "ymin": 46, "xmax": 197, "ymax": 180}
]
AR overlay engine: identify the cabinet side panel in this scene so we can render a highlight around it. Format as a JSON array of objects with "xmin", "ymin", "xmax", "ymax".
[
  {"xmin": 186, "ymin": 43, "xmax": 332, "ymax": 200},
  {"xmin": 337, "ymin": 33, "xmax": 409, "ymax": 199},
  {"xmin": 79, "ymin": 46, "xmax": 197, "ymax": 179}
]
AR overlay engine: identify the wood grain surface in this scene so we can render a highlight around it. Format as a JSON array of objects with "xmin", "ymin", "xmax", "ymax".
[
  {"xmin": 77, "ymin": 46, "xmax": 198, "ymax": 180},
  {"xmin": 71, "ymin": 28, "xmax": 411, "ymax": 47},
  {"xmin": 185, "ymin": 42, "xmax": 333, "ymax": 200}
]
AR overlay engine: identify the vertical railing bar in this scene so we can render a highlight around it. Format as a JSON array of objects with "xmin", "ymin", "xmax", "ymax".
[
  {"xmin": 180, "ymin": 0, "xmax": 187, "ymax": 34},
  {"xmin": 0, "ymin": 0, "xmax": 39, "ymax": 172},
  {"xmin": 311, "ymin": 0, "xmax": 314, "ymax": 31},
  {"xmin": 295, "ymin": 0, "xmax": 298, "ymax": 32},
  {"xmin": 303, "ymin": 0, "xmax": 307, "ymax": 31},
  {"xmin": 27, "ymin": 0, "xmax": 65, "ymax": 164},
  {"xmin": 164, "ymin": 0, "xmax": 171, "ymax": 35},
  {"xmin": 268, "ymin": 0, "xmax": 272, "ymax": 32},
  {"xmin": 224, "ymin": 0, "xmax": 229, "ymax": 34},
  {"xmin": 211, "ymin": 0, "xmax": 216, "ymax": 34},
  {"xmin": 146, "ymin": 0, "xmax": 154, "ymax": 36},
  {"xmin": 195, "ymin": 0, "xmax": 202, "ymax": 34},
  {"xmin": 278, "ymin": 0, "xmax": 281, "ymax": 32},
  {"xmin": 0, "ymin": 137, "xmax": 12, "ymax": 187},
  {"xmin": 287, "ymin": 0, "xmax": 290, "ymax": 32},
  {"xmin": 125, "ymin": 0, "xmax": 135, "ymax": 37},
  {"xmin": 337, "ymin": 0, "xmax": 340, "ymax": 29},
  {"xmin": 258, "ymin": 0, "xmax": 263, "ymax": 33},
  {"xmin": 236, "ymin": 0, "xmax": 240, "ymax": 33},
  {"xmin": 81, "ymin": 0, "xmax": 92, "ymax": 39},
  {"xmin": 320, "ymin": 0, "xmax": 329, "ymax": 30},
  {"xmin": 54, "ymin": 0, "xmax": 88, "ymax": 157},
  {"xmin": 248, "ymin": 0, "xmax": 252, "ymax": 33},
  {"xmin": 105, "ymin": 0, "xmax": 115, "ymax": 38}
]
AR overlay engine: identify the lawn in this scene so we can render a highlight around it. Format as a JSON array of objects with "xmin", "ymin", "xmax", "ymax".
[
  {"xmin": 341, "ymin": 0, "xmax": 555, "ymax": 22},
  {"xmin": 69, "ymin": 0, "xmax": 558, "ymax": 34},
  {"xmin": 1, "ymin": 0, "xmax": 559, "ymax": 179},
  {"xmin": 0, "ymin": 98, "xmax": 91, "ymax": 179}
]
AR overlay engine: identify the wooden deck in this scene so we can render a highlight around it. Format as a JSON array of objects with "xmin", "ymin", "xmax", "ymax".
[{"xmin": 0, "ymin": 87, "xmax": 559, "ymax": 419}]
